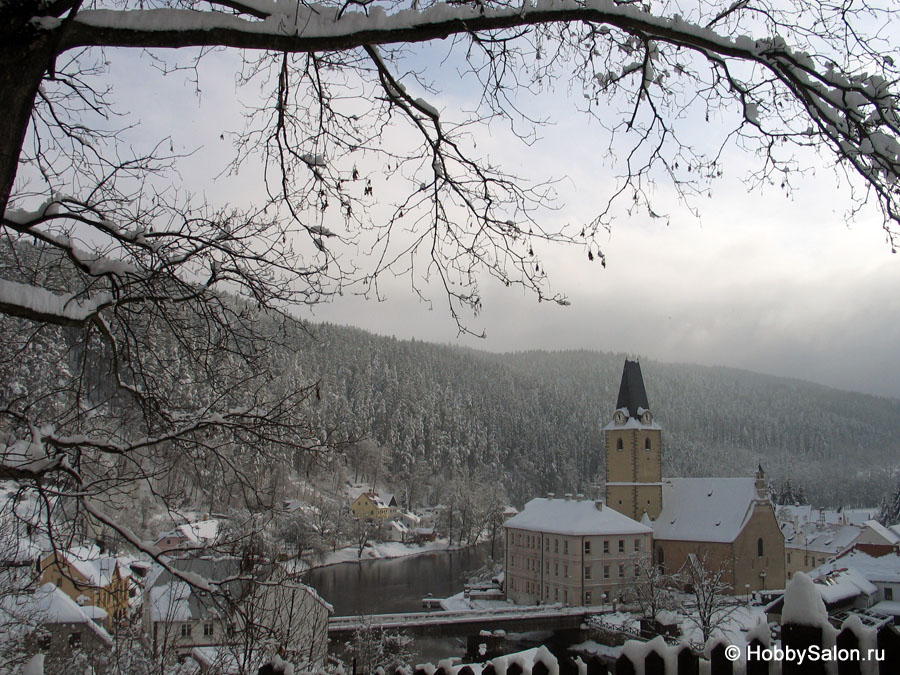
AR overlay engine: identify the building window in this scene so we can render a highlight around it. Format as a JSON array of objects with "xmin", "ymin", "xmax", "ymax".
[
  {"xmin": 645, "ymin": 438, "xmax": 651, "ymax": 451},
  {"xmin": 546, "ymin": 539, "xmax": 549, "ymax": 552},
  {"xmin": 564, "ymin": 564, "xmax": 568, "ymax": 578},
  {"xmin": 203, "ymin": 622, "xmax": 214, "ymax": 637},
  {"xmin": 554, "ymin": 539, "xmax": 559, "ymax": 553},
  {"xmin": 546, "ymin": 561, "xmax": 549, "ymax": 574},
  {"xmin": 657, "ymin": 547, "xmax": 665, "ymax": 570},
  {"xmin": 634, "ymin": 539, "xmax": 641, "ymax": 552},
  {"xmin": 181, "ymin": 624, "xmax": 191, "ymax": 638},
  {"xmin": 619, "ymin": 564, "xmax": 625, "ymax": 578},
  {"xmin": 757, "ymin": 538, "xmax": 764, "ymax": 557},
  {"xmin": 68, "ymin": 632, "xmax": 82, "ymax": 648},
  {"xmin": 584, "ymin": 540, "xmax": 591, "ymax": 555},
  {"xmin": 787, "ymin": 552, "xmax": 791, "ymax": 563},
  {"xmin": 603, "ymin": 565, "xmax": 610, "ymax": 579},
  {"xmin": 618, "ymin": 539, "xmax": 625, "ymax": 553},
  {"xmin": 585, "ymin": 565, "xmax": 592, "ymax": 580},
  {"xmin": 585, "ymin": 591, "xmax": 592, "ymax": 604},
  {"xmin": 616, "ymin": 438, "xmax": 624, "ymax": 451},
  {"xmin": 603, "ymin": 540, "xmax": 610, "ymax": 554},
  {"xmin": 886, "ymin": 588, "xmax": 894, "ymax": 601},
  {"xmin": 555, "ymin": 563, "xmax": 559, "ymax": 576},
  {"xmin": 564, "ymin": 540, "xmax": 568, "ymax": 554}
]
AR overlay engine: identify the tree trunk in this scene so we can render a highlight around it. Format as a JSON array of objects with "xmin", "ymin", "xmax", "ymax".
[{"xmin": 0, "ymin": 16, "xmax": 56, "ymax": 216}]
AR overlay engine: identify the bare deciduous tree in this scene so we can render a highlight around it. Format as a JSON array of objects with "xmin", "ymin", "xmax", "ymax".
[{"xmin": 681, "ymin": 551, "xmax": 739, "ymax": 647}]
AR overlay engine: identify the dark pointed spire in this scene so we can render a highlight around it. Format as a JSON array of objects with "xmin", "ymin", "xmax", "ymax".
[{"xmin": 616, "ymin": 360, "xmax": 650, "ymax": 419}]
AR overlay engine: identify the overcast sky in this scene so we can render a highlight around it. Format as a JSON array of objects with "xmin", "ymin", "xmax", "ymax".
[{"xmin": 113, "ymin": 42, "xmax": 900, "ymax": 400}]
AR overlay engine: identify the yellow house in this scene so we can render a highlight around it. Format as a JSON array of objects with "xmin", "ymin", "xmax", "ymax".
[
  {"xmin": 39, "ymin": 546, "xmax": 132, "ymax": 629},
  {"xmin": 350, "ymin": 491, "xmax": 398, "ymax": 521}
]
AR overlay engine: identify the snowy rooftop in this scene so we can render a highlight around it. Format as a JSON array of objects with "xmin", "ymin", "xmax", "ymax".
[
  {"xmin": 777, "ymin": 505, "xmax": 878, "ymax": 528},
  {"xmin": 782, "ymin": 522, "xmax": 861, "ymax": 554},
  {"xmin": 0, "ymin": 583, "xmax": 112, "ymax": 645},
  {"xmin": 654, "ymin": 478, "xmax": 762, "ymax": 543},
  {"xmin": 861, "ymin": 519, "xmax": 900, "ymax": 545},
  {"xmin": 504, "ymin": 497, "xmax": 651, "ymax": 536},
  {"xmin": 819, "ymin": 548, "xmax": 900, "ymax": 584},
  {"xmin": 50, "ymin": 545, "xmax": 131, "ymax": 588},
  {"xmin": 808, "ymin": 566, "xmax": 878, "ymax": 605},
  {"xmin": 156, "ymin": 519, "xmax": 219, "ymax": 546}
]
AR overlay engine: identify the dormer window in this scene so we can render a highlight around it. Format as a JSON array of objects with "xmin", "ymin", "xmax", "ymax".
[
  {"xmin": 641, "ymin": 411, "xmax": 652, "ymax": 425},
  {"xmin": 614, "ymin": 411, "xmax": 626, "ymax": 425}
]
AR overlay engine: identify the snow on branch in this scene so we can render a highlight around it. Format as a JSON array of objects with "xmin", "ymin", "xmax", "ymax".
[
  {"xmin": 0, "ymin": 278, "xmax": 113, "ymax": 327},
  {"xmin": 50, "ymin": 0, "xmax": 900, "ymax": 234}
]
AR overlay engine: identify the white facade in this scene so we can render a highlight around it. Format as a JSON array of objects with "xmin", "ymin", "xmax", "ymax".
[{"xmin": 504, "ymin": 496, "xmax": 653, "ymax": 606}]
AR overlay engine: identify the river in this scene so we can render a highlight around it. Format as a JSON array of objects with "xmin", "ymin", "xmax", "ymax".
[
  {"xmin": 303, "ymin": 543, "xmax": 499, "ymax": 663},
  {"xmin": 303, "ymin": 543, "xmax": 494, "ymax": 616}
]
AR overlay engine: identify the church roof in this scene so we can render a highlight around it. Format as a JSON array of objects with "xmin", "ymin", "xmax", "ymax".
[
  {"xmin": 653, "ymin": 477, "xmax": 763, "ymax": 543},
  {"xmin": 616, "ymin": 360, "xmax": 650, "ymax": 419}
]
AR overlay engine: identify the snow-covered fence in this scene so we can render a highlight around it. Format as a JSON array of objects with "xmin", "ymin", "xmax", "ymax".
[{"xmin": 410, "ymin": 646, "xmax": 588, "ymax": 675}]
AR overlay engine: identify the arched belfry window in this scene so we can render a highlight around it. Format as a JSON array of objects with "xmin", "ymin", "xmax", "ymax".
[
  {"xmin": 616, "ymin": 438, "xmax": 624, "ymax": 451},
  {"xmin": 757, "ymin": 538, "xmax": 764, "ymax": 557},
  {"xmin": 644, "ymin": 438, "xmax": 652, "ymax": 451}
]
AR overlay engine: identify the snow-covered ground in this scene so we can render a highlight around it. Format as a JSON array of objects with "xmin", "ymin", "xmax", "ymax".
[
  {"xmin": 440, "ymin": 590, "xmax": 517, "ymax": 612},
  {"xmin": 312, "ymin": 538, "xmax": 459, "ymax": 568}
]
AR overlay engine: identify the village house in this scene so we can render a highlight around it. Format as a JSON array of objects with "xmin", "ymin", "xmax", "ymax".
[
  {"xmin": 0, "ymin": 582, "xmax": 113, "ymax": 673},
  {"xmin": 153, "ymin": 519, "xmax": 219, "ymax": 554},
  {"xmin": 143, "ymin": 557, "xmax": 332, "ymax": 664},
  {"xmin": 765, "ymin": 544, "xmax": 900, "ymax": 628},
  {"xmin": 504, "ymin": 494, "xmax": 653, "ymax": 606},
  {"xmin": 350, "ymin": 491, "xmax": 398, "ymax": 521},
  {"xmin": 38, "ymin": 545, "xmax": 133, "ymax": 629},
  {"xmin": 780, "ymin": 518, "xmax": 862, "ymax": 581}
]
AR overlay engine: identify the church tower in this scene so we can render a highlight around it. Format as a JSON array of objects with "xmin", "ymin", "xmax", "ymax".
[{"xmin": 604, "ymin": 360, "xmax": 663, "ymax": 522}]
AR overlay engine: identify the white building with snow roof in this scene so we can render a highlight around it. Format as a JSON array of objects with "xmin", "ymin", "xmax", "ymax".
[
  {"xmin": 0, "ymin": 583, "xmax": 113, "ymax": 672},
  {"xmin": 504, "ymin": 495, "xmax": 653, "ymax": 605}
]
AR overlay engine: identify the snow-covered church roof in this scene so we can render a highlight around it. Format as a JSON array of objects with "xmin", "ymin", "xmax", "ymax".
[
  {"xmin": 504, "ymin": 497, "xmax": 652, "ymax": 536},
  {"xmin": 653, "ymin": 477, "xmax": 763, "ymax": 543}
]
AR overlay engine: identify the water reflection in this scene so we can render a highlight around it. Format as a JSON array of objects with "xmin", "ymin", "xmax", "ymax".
[{"xmin": 304, "ymin": 543, "xmax": 494, "ymax": 616}]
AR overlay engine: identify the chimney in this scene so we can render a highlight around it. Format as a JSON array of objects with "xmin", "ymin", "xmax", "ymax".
[
  {"xmin": 594, "ymin": 500, "xmax": 604, "ymax": 511},
  {"xmin": 576, "ymin": 494, "xmax": 585, "ymax": 501},
  {"xmin": 564, "ymin": 493, "xmax": 573, "ymax": 501},
  {"xmin": 547, "ymin": 492, "xmax": 555, "ymax": 499}
]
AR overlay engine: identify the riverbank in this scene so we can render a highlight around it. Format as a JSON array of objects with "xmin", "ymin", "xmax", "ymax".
[
  {"xmin": 318, "ymin": 538, "xmax": 461, "ymax": 566},
  {"xmin": 292, "ymin": 537, "xmax": 479, "ymax": 573}
]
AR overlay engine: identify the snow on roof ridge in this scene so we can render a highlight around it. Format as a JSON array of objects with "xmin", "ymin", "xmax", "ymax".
[{"xmin": 504, "ymin": 497, "xmax": 652, "ymax": 536}]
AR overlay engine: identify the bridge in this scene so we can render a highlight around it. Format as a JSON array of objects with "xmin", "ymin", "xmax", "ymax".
[{"xmin": 328, "ymin": 605, "xmax": 601, "ymax": 639}]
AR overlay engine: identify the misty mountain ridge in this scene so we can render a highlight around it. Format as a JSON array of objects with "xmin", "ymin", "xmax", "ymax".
[{"xmin": 294, "ymin": 322, "xmax": 899, "ymax": 509}]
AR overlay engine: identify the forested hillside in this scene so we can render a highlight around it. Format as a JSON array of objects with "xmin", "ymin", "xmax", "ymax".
[
  {"xmin": 293, "ymin": 323, "xmax": 900, "ymax": 508},
  {"xmin": 2, "ymin": 236, "xmax": 895, "ymax": 525}
]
